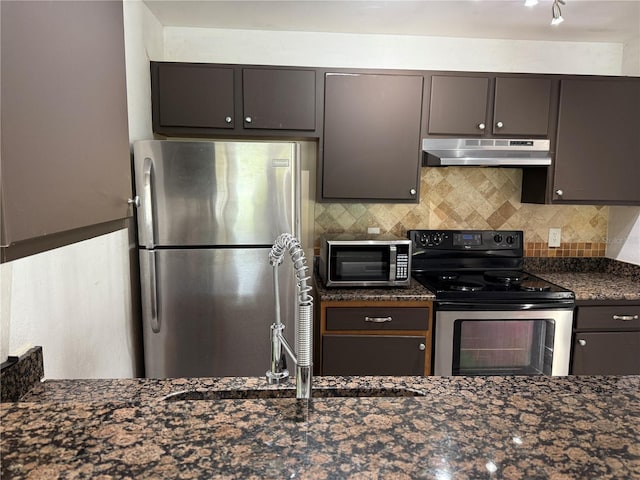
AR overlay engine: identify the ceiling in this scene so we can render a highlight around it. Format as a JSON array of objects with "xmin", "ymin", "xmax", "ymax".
[{"xmin": 144, "ymin": 0, "xmax": 640, "ymax": 44}]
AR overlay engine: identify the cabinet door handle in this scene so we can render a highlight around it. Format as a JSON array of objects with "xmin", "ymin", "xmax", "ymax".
[
  {"xmin": 244, "ymin": 116, "xmax": 252, "ymax": 123},
  {"xmin": 495, "ymin": 121, "xmax": 504, "ymax": 129},
  {"xmin": 477, "ymin": 122, "xmax": 486, "ymax": 130},
  {"xmin": 613, "ymin": 314, "xmax": 639, "ymax": 321},
  {"xmin": 578, "ymin": 339, "xmax": 587, "ymax": 347},
  {"xmin": 418, "ymin": 343, "xmax": 426, "ymax": 351},
  {"xmin": 409, "ymin": 188, "xmax": 417, "ymax": 196},
  {"xmin": 364, "ymin": 316, "xmax": 392, "ymax": 323},
  {"xmin": 225, "ymin": 116, "xmax": 232, "ymax": 124},
  {"xmin": 555, "ymin": 189, "xmax": 564, "ymax": 196}
]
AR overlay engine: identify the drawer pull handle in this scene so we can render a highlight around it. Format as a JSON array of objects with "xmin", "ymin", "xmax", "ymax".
[
  {"xmin": 364, "ymin": 316, "xmax": 392, "ymax": 323},
  {"xmin": 578, "ymin": 339, "xmax": 587, "ymax": 347},
  {"xmin": 613, "ymin": 314, "xmax": 639, "ymax": 321}
]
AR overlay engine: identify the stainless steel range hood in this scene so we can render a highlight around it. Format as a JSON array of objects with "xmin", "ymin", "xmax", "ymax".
[{"xmin": 422, "ymin": 138, "xmax": 551, "ymax": 167}]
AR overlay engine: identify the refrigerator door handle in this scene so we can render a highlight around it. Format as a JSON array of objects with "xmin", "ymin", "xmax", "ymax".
[
  {"xmin": 293, "ymin": 142, "xmax": 302, "ymax": 241},
  {"xmin": 141, "ymin": 250, "xmax": 160, "ymax": 334},
  {"xmin": 142, "ymin": 157, "xmax": 155, "ymax": 248}
]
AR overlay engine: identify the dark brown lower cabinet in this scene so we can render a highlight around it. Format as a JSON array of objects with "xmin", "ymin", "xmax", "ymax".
[
  {"xmin": 318, "ymin": 301, "xmax": 432, "ymax": 376},
  {"xmin": 322, "ymin": 335, "xmax": 426, "ymax": 376},
  {"xmin": 571, "ymin": 304, "xmax": 640, "ymax": 375}
]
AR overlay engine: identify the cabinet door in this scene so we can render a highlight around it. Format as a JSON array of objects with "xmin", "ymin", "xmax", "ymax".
[
  {"xmin": 553, "ymin": 78, "xmax": 640, "ymax": 204},
  {"xmin": 572, "ymin": 332, "xmax": 640, "ymax": 375},
  {"xmin": 428, "ymin": 75, "xmax": 489, "ymax": 135},
  {"xmin": 322, "ymin": 73, "xmax": 423, "ymax": 201},
  {"xmin": 1, "ymin": 0, "xmax": 131, "ymax": 248},
  {"xmin": 155, "ymin": 63, "xmax": 235, "ymax": 129},
  {"xmin": 322, "ymin": 335, "xmax": 426, "ymax": 375},
  {"xmin": 242, "ymin": 68, "xmax": 315, "ymax": 130},
  {"xmin": 493, "ymin": 77, "xmax": 551, "ymax": 136}
]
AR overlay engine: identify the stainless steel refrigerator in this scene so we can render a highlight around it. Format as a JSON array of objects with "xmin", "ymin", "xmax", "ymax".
[{"xmin": 132, "ymin": 139, "xmax": 307, "ymax": 378}]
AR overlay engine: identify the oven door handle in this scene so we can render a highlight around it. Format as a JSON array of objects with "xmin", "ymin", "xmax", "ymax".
[{"xmin": 435, "ymin": 301, "xmax": 575, "ymax": 311}]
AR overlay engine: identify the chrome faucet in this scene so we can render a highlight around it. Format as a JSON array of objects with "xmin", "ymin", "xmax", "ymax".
[{"xmin": 266, "ymin": 233, "xmax": 313, "ymax": 400}]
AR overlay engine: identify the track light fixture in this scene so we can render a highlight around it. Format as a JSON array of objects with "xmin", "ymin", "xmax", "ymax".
[
  {"xmin": 551, "ymin": 0, "xmax": 565, "ymax": 25},
  {"xmin": 524, "ymin": 0, "xmax": 566, "ymax": 25}
]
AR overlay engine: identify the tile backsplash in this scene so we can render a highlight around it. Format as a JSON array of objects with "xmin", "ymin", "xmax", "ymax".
[{"xmin": 314, "ymin": 167, "xmax": 608, "ymax": 257}]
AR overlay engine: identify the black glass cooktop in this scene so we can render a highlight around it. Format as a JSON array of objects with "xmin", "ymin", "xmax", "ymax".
[{"xmin": 412, "ymin": 270, "xmax": 575, "ymax": 302}]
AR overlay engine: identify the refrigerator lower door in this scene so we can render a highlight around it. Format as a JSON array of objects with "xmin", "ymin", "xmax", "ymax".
[{"xmin": 139, "ymin": 248, "xmax": 296, "ymax": 378}]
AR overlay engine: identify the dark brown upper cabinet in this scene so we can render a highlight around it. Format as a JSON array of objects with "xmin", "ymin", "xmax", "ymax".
[
  {"xmin": 427, "ymin": 74, "xmax": 552, "ymax": 137},
  {"xmin": 242, "ymin": 68, "xmax": 316, "ymax": 130},
  {"xmin": 155, "ymin": 63, "xmax": 235, "ymax": 129},
  {"xmin": 151, "ymin": 62, "xmax": 317, "ymax": 137},
  {"xmin": 322, "ymin": 72, "xmax": 423, "ymax": 202},
  {"xmin": 550, "ymin": 77, "xmax": 640, "ymax": 205},
  {"xmin": 1, "ymin": 0, "xmax": 131, "ymax": 260}
]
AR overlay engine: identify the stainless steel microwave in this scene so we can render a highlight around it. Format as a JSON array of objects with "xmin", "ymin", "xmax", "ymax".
[{"xmin": 318, "ymin": 235, "xmax": 412, "ymax": 287}]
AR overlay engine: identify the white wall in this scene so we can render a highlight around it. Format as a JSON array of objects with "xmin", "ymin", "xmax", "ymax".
[
  {"xmin": 1, "ymin": 231, "xmax": 138, "ymax": 378},
  {"xmin": 162, "ymin": 27, "xmax": 623, "ymax": 75},
  {"xmin": 123, "ymin": 0, "xmax": 164, "ymax": 143}
]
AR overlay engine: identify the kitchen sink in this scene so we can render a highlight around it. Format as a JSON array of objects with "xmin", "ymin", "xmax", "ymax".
[{"xmin": 162, "ymin": 386, "xmax": 426, "ymax": 402}]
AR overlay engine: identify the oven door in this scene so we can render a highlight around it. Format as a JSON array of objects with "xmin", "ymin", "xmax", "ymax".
[{"xmin": 434, "ymin": 308, "xmax": 573, "ymax": 376}]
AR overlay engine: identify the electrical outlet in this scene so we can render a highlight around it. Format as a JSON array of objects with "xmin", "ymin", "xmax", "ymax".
[
  {"xmin": 548, "ymin": 228, "xmax": 562, "ymax": 248},
  {"xmin": 367, "ymin": 227, "xmax": 380, "ymax": 234}
]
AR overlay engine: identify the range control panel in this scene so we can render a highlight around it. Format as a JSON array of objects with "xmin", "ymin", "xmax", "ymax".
[{"xmin": 409, "ymin": 230, "xmax": 522, "ymax": 250}]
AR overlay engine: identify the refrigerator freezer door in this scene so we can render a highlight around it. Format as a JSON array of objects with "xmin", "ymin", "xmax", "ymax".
[
  {"xmin": 133, "ymin": 140, "xmax": 296, "ymax": 248},
  {"xmin": 139, "ymin": 248, "xmax": 297, "ymax": 378}
]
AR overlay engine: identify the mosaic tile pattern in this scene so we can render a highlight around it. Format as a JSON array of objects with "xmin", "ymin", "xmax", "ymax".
[
  {"xmin": 525, "ymin": 242, "xmax": 607, "ymax": 257},
  {"xmin": 314, "ymin": 167, "xmax": 609, "ymax": 254}
]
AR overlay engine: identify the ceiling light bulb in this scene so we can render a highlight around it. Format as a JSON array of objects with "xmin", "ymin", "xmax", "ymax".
[
  {"xmin": 524, "ymin": 0, "xmax": 538, "ymax": 7},
  {"xmin": 551, "ymin": 15, "xmax": 564, "ymax": 25}
]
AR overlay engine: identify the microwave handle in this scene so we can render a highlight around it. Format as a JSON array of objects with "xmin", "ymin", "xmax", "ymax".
[{"xmin": 389, "ymin": 245, "xmax": 397, "ymax": 282}]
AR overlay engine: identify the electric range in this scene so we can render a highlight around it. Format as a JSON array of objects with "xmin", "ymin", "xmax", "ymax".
[
  {"xmin": 407, "ymin": 229, "xmax": 575, "ymax": 376},
  {"xmin": 408, "ymin": 229, "xmax": 574, "ymax": 307}
]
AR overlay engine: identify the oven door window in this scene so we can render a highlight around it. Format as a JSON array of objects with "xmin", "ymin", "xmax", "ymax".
[
  {"xmin": 330, "ymin": 246, "xmax": 390, "ymax": 282},
  {"xmin": 452, "ymin": 319, "xmax": 555, "ymax": 375}
]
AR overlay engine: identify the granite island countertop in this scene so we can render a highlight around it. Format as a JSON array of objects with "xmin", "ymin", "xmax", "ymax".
[{"xmin": 2, "ymin": 375, "xmax": 639, "ymax": 479}]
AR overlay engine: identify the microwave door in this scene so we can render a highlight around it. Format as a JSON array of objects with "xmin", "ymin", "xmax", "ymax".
[{"xmin": 333, "ymin": 247, "xmax": 390, "ymax": 282}]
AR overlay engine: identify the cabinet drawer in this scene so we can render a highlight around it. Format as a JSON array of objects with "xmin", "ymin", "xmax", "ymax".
[
  {"xmin": 572, "ymin": 331, "xmax": 640, "ymax": 375},
  {"xmin": 322, "ymin": 335, "xmax": 427, "ymax": 375},
  {"xmin": 325, "ymin": 307, "xmax": 429, "ymax": 331},
  {"xmin": 575, "ymin": 305, "xmax": 640, "ymax": 331}
]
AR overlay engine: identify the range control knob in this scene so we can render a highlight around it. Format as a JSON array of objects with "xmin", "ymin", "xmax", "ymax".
[
  {"xmin": 432, "ymin": 233, "xmax": 443, "ymax": 245},
  {"xmin": 506, "ymin": 235, "xmax": 515, "ymax": 244},
  {"xmin": 418, "ymin": 232, "xmax": 429, "ymax": 247},
  {"xmin": 494, "ymin": 234, "xmax": 503, "ymax": 243}
]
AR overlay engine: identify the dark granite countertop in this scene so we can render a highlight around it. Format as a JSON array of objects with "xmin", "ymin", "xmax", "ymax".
[
  {"xmin": 535, "ymin": 271, "xmax": 640, "ymax": 302},
  {"xmin": 315, "ymin": 276, "xmax": 436, "ymax": 302},
  {"xmin": 315, "ymin": 259, "xmax": 640, "ymax": 303},
  {"xmin": 2, "ymin": 375, "xmax": 639, "ymax": 479},
  {"xmin": 526, "ymin": 258, "xmax": 640, "ymax": 303}
]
